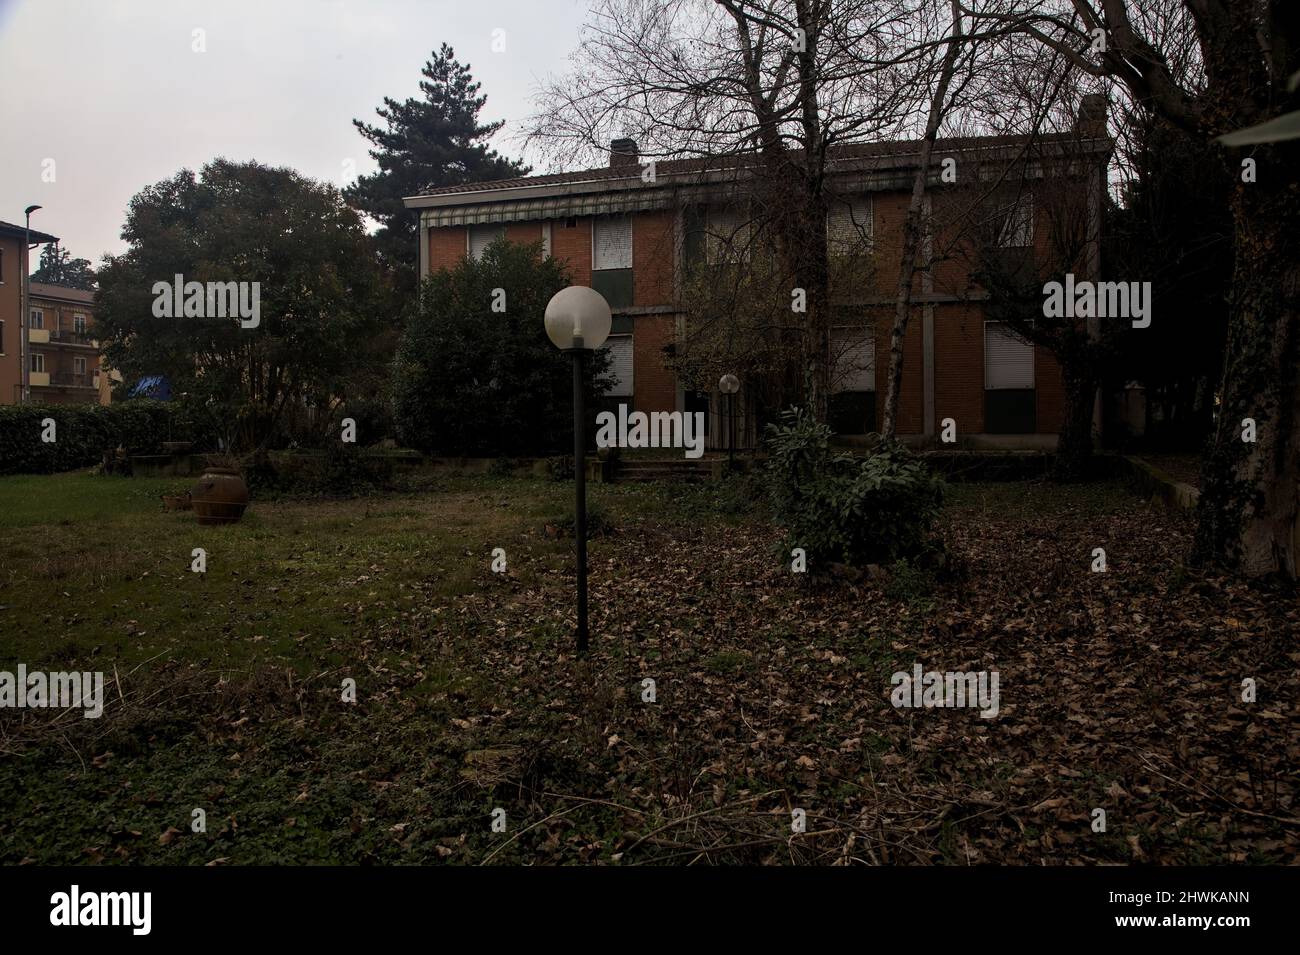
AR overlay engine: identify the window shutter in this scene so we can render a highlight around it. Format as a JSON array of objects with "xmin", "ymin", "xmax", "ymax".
[
  {"xmin": 603, "ymin": 335, "xmax": 633, "ymax": 397},
  {"xmin": 706, "ymin": 207, "xmax": 748, "ymax": 263},
  {"xmin": 593, "ymin": 215, "xmax": 632, "ymax": 270},
  {"xmin": 469, "ymin": 224, "xmax": 504, "ymax": 261},
  {"xmin": 827, "ymin": 198, "xmax": 873, "ymax": 257},
  {"xmin": 985, "ymin": 322, "xmax": 1034, "ymax": 389},
  {"xmin": 832, "ymin": 327, "xmax": 875, "ymax": 392}
]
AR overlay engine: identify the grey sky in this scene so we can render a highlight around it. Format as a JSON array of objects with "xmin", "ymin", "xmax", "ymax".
[{"xmin": 0, "ymin": 0, "xmax": 590, "ymax": 266}]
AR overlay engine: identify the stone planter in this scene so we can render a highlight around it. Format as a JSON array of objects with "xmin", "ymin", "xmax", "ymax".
[{"xmin": 191, "ymin": 467, "xmax": 250, "ymax": 525}]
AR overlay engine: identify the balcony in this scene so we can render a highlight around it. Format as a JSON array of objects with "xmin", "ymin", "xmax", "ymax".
[
  {"xmin": 46, "ymin": 329, "xmax": 97, "ymax": 347},
  {"xmin": 34, "ymin": 372, "xmax": 97, "ymax": 389}
]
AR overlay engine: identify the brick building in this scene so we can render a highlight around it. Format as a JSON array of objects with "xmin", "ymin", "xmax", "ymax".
[
  {"xmin": 0, "ymin": 220, "xmax": 109, "ymax": 407},
  {"xmin": 26, "ymin": 282, "xmax": 109, "ymax": 406},
  {"xmin": 0, "ymin": 219, "xmax": 57, "ymax": 405},
  {"xmin": 404, "ymin": 103, "xmax": 1109, "ymax": 449}
]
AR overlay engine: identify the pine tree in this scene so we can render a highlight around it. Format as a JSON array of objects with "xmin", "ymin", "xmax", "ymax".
[
  {"xmin": 32, "ymin": 244, "xmax": 97, "ymax": 290},
  {"xmin": 346, "ymin": 44, "xmax": 527, "ymax": 292}
]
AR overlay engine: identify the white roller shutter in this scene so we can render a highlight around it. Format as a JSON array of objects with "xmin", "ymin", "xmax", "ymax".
[
  {"xmin": 985, "ymin": 322, "xmax": 1034, "ymax": 389},
  {"xmin": 706, "ymin": 207, "xmax": 749, "ymax": 263},
  {"xmin": 593, "ymin": 215, "xmax": 632, "ymax": 270},
  {"xmin": 604, "ymin": 335, "xmax": 633, "ymax": 397},
  {"xmin": 832, "ymin": 327, "xmax": 875, "ymax": 392},
  {"xmin": 827, "ymin": 197, "xmax": 873, "ymax": 256},
  {"xmin": 469, "ymin": 224, "xmax": 504, "ymax": 261}
]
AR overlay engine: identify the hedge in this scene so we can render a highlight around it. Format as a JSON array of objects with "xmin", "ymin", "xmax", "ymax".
[{"xmin": 0, "ymin": 400, "xmax": 217, "ymax": 476}]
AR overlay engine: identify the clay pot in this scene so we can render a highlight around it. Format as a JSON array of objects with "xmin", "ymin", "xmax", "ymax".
[{"xmin": 191, "ymin": 467, "xmax": 250, "ymax": 525}]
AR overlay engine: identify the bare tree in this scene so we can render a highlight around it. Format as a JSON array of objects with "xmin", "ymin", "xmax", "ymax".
[
  {"xmin": 527, "ymin": 0, "xmax": 948, "ymax": 420},
  {"xmin": 880, "ymin": 0, "xmax": 967, "ymax": 437},
  {"xmin": 961, "ymin": 0, "xmax": 1300, "ymax": 576}
]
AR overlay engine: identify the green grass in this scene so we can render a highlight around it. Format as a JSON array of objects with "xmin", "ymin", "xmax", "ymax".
[
  {"xmin": 0, "ymin": 473, "xmax": 192, "ymax": 529},
  {"xmin": 0, "ymin": 471, "xmax": 582, "ymax": 670}
]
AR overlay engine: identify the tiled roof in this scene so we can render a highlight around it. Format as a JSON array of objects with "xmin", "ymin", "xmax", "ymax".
[
  {"xmin": 29, "ymin": 281, "xmax": 96, "ymax": 304},
  {"xmin": 0, "ymin": 219, "xmax": 59, "ymax": 243}
]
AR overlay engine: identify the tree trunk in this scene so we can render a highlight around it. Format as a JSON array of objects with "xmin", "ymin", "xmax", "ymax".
[
  {"xmin": 1053, "ymin": 359, "xmax": 1097, "ymax": 481},
  {"xmin": 1193, "ymin": 185, "xmax": 1299, "ymax": 578},
  {"xmin": 881, "ymin": 0, "xmax": 963, "ymax": 439}
]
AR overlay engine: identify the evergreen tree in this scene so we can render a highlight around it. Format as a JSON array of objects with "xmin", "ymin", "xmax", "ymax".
[
  {"xmin": 346, "ymin": 44, "xmax": 527, "ymax": 292},
  {"xmin": 31, "ymin": 244, "xmax": 97, "ymax": 290}
]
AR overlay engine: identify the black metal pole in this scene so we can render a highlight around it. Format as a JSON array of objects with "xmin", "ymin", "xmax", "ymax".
[
  {"xmin": 573, "ymin": 350, "xmax": 588, "ymax": 654},
  {"xmin": 727, "ymin": 392, "xmax": 735, "ymax": 472}
]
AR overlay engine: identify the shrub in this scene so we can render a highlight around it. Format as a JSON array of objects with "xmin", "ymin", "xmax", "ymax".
[
  {"xmin": 545, "ymin": 455, "xmax": 575, "ymax": 481},
  {"xmin": 243, "ymin": 446, "xmax": 396, "ymax": 497},
  {"xmin": 337, "ymin": 395, "xmax": 395, "ymax": 447},
  {"xmin": 764, "ymin": 407, "xmax": 944, "ymax": 568},
  {"xmin": 0, "ymin": 400, "xmax": 218, "ymax": 476},
  {"xmin": 391, "ymin": 239, "xmax": 612, "ymax": 457},
  {"xmin": 543, "ymin": 506, "xmax": 614, "ymax": 539}
]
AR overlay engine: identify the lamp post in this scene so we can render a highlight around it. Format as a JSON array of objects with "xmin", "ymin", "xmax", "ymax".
[
  {"xmin": 719, "ymin": 373, "xmax": 739, "ymax": 473},
  {"xmin": 544, "ymin": 286, "xmax": 612, "ymax": 654},
  {"xmin": 22, "ymin": 205, "xmax": 42, "ymax": 405}
]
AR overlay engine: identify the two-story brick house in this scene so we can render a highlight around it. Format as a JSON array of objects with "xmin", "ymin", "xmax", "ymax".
[{"xmin": 403, "ymin": 100, "xmax": 1109, "ymax": 449}]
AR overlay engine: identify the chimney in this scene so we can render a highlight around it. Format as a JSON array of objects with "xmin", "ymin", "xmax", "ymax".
[
  {"xmin": 609, "ymin": 138, "xmax": 639, "ymax": 170},
  {"xmin": 1076, "ymin": 94, "xmax": 1108, "ymax": 137}
]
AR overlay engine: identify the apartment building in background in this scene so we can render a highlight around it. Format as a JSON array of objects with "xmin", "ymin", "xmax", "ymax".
[
  {"xmin": 404, "ymin": 98, "xmax": 1110, "ymax": 449},
  {"xmin": 0, "ymin": 220, "xmax": 108, "ymax": 407},
  {"xmin": 27, "ymin": 282, "xmax": 109, "ymax": 405},
  {"xmin": 0, "ymin": 219, "xmax": 57, "ymax": 405}
]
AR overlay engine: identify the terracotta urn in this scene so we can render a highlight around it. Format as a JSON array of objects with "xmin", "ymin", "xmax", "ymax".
[{"xmin": 191, "ymin": 467, "xmax": 250, "ymax": 525}]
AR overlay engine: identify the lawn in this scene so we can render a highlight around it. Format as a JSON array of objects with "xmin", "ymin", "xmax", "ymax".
[{"xmin": 0, "ymin": 469, "xmax": 1295, "ymax": 865}]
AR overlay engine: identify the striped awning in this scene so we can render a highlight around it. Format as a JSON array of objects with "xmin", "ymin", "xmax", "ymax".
[{"xmin": 422, "ymin": 190, "xmax": 678, "ymax": 227}]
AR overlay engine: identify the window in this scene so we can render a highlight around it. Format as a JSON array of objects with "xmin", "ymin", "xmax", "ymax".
[
  {"xmin": 829, "ymin": 323, "xmax": 876, "ymax": 435},
  {"xmin": 602, "ymin": 335, "xmax": 633, "ymax": 397},
  {"xmin": 0, "ymin": 319, "xmax": 5, "ymax": 354},
  {"xmin": 706, "ymin": 207, "xmax": 749, "ymax": 264},
  {"xmin": 30, "ymin": 309, "xmax": 43, "ymax": 329},
  {"xmin": 74, "ymin": 357, "xmax": 87, "ymax": 375},
  {"xmin": 592, "ymin": 215, "xmax": 634, "ymax": 308},
  {"xmin": 995, "ymin": 194, "xmax": 1033, "ymax": 248},
  {"xmin": 985, "ymin": 321, "xmax": 1036, "ymax": 433},
  {"xmin": 827, "ymin": 197, "xmax": 873, "ymax": 257},
  {"xmin": 30, "ymin": 353, "xmax": 44, "ymax": 373},
  {"xmin": 832, "ymin": 325, "xmax": 875, "ymax": 392},
  {"xmin": 984, "ymin": 322, "xmax": 1034, "ymax": 389},
  {"xmin": 468, "ymin": 224, "xmax": 505, "ymax": 261},
  {"xmin": 593, "ymin": 215, "xmax": 632, "ymax": 271},
  {"xmin": 73, "ymin": 313, "xmax": 87, "ymax": 333}
]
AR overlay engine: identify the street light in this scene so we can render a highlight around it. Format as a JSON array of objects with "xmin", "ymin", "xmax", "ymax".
[
  {"xmin": 544, "ymin": 286, "xmax": 612, "ymax": 654},
  {"xmin": 719, "ymin": 373, "xmax": 739, "ymax": 473},
  {"xmin": 22, "ymin": 205, "xmax": 42, "ymax": 405}
]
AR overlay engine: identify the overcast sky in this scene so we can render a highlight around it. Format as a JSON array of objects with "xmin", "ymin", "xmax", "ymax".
[{"xmin": 0, "ymin": 0, "xmax": 590, "ymax": 266}]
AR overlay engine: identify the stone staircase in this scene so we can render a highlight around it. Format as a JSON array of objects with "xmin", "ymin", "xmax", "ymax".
[{"xmin": 614, "ymin": 458, "xmax": 715, "ymax": 483}]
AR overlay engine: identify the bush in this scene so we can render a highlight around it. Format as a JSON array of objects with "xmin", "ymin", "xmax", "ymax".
[
  {"xmin": 0, "ymin": 400, "xmax": 218, "ymax": 476},
  {"xmin": 543, "ymin": 506, "xmax": 615, "ymax": 539},
  {"xmin": 244, "ymin": 446, "xmax": 396, "ymax": 497},
  {"xmin": 545, "ymin": 455, "xmax": 575, "ymax": 481},
  {"xmin": 337, "ymin": 395, "xmax": 395, "ymax": 447},
  {"xmin": 764, "ymin": 407, "xmax": 944, "ymax": 568},
  {"xmin": 392, "ymin": 239, "xmax": 611, "ymax": 456}
]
